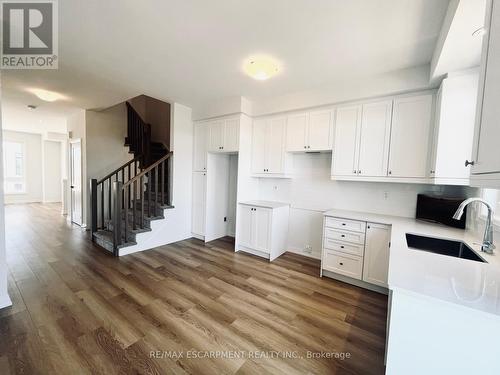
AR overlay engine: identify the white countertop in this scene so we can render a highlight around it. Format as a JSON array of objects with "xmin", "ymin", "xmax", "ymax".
[
  {"xmin": 239, "ymin": 200, "xmax": 290, "ymax": 209},
  {"xmin": 324, "ymin": 209, "xmax": 500, "ymax": 317}
]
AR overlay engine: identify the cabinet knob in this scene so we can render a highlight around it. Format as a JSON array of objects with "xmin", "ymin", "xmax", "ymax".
[
  {"xmin": 353, "ymin": 170, "xmax": 357, "ymax": 174},
  {"xmin": 304, "ymin": 146, "xmax": 306, "ymax": 149},
  {"xmin": 341, "ymin": 223, "xmax": 346, "ymax": 226},
  {"xmin": 358, "ymin": 170, "xmax": 361, "ymax": 174},
  {"xmin": 465, "ymin": 160, "xmax": 475, "ymax": 167},
  {"xmin": 341, "ymin": 234, "xmax": 345, "ymax": 238},
  {"xmin": 388, "ymin": 171, "xmax": 392, "ymax": 175},
  {"xmin": 339, "ymin": 262, "xmax": 344, "ymax": 266},
  {"xmin": 340, "ymin": 245, "xmax": 344, "ymax": 249}
]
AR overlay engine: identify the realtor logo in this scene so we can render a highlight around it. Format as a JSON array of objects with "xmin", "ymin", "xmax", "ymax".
[{"xmin": 1, "ymin": 0, "xmax": 58, "ymax": 69}]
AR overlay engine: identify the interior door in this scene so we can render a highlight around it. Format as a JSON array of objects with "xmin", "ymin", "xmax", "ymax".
[
  {"xmin": 253, "ymin": 207, "xmax": 271, "ymax": 253},
  {"xmin": 332, "ymin": 105, "xmax": 362, "ymax": 176},
  {"xmin": 388, "ymin": 94, "xmax": 433, "ymax": 178},
  {"xmin": 70, "ymin": 140, "xmax": 82, "ymax": 226},
  {"xmin": 238, "ymin": 205, "xmax": 253, "ymax": 248},
  {"xmin": 286, "ymin": 113, "xmax": 308, "ymax": 152},
  {"xmin": 208, "ymin": 121, "xmax": 225, "ymax": 152},
  {"xmin": 308, "ymin": 110, "xmax": 333, "ymax": 151},
  {"xmin": 358, "ymin": 101, "xmax": 392, "ymax": 177},
  {"xmin": 266, "ymin": 117, "xmax": 286, "ymax": 173},
  {"xmin": 251, "ymin": 119, "xmax": 267, "ymax": 174}
]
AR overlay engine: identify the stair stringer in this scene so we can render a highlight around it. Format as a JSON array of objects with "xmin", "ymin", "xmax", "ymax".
[{"xmin": 118, "ymin": 206, "xmax": 190, "ymax": 256}]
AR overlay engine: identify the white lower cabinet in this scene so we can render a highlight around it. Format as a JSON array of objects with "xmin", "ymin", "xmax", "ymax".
[
  {"xmin": 362, "ymin": 223, "xmax": 391, "ymax": 287},
  {"xmin": 237, "ymin": 201, "xmax": 289, "ymax": 261},
  {"xmin": 322, "ymin": 215, "xmax": 391, "ymax": 291}
]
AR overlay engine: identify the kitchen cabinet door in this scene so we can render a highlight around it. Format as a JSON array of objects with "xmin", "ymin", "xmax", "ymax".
[
  {"xmin": 332, "ymin": 105, "xmax": 362, "ymax": 177},
  {"xmin": 253, "ymin": 207, "xmax": 271, "ymax": 252},
  {"xmin": 224, "ymin": 118, "xmax": 240, "ymax": 152},
  {"xmin": 191, "ymin": 172, "xmax": 206, "ymax": 236},
  {"xmin": 362, "ymin": 223, "xmax": 391, "ymax": 287},
  {"xmin": 193, "ymin": 123, "xmax": 207, "ymax": 171},
  {"xmin": 358, "ymin": 101, "xmax": 392, "ymax": 177},
  {"xmin": 238, "ymin": 205, "xmax": 253, "ymax": 248},
  {"xmin": 251, "ymin": 119, "xmax": 267, "ymax": 174},
  {"xmin": 286, "ymin": 113, "xmax": 308, "ymax": 152},
  {"xmin": 308, "ymin": 110, "xmax": 333, "ymax": 151},
  {"xmin": 208, "ymin": 120, "xmax": 225, "ymax": 152},
  {"xmin": 472, "ymin": 0, "xmax": 500, "ymax": 176},
  {"xmin": 266, "ymin": 117, "xmax": 286, "ymax": 173},
  {"xmin": 388, "ymin": 94, "xmax": 433, "ymax": 178}
]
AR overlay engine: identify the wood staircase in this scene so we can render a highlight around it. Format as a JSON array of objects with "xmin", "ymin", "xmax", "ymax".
[{"xmin": 90, "ymin": 102, "xmax": 173, "ymax": 255}]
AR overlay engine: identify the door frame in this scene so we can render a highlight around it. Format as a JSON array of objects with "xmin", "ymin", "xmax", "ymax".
[{"xmin": 69, "ymin": 139, "xmax": 83, "ymax": 226}]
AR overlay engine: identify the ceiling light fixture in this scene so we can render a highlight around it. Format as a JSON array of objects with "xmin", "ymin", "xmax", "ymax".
[
  {"xmin": 243, "ymin": 55, "xmax": 281, "ymax": 81},
  {"xmin": 472, "ymin": 27, "xmax": 487, "ymax": 37},
  {"xmin": 28, "ymin": 88, "xmax": 65, "ymax": 102}
]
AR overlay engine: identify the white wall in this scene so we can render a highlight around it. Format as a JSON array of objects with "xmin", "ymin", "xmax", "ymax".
[
  {"xmin": 257, "ymin": 153, "xmax": 476, "ymax": 258},
  {"xmin": 3, "ymin": 130, "xmax": 43, "ymax": 204},
  {"xmin": 42, "ymin": 140, "xmax": 62, "ymax": 203},
  {"xmin": 120, "ymin": 102, "xmax": 193, "ymax": 254}
]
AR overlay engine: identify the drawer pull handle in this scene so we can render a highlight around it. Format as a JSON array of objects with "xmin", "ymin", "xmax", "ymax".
[
  {"xmin": 341, "ymin": 223, "xmax": 346, "ymax": 226},
  {"xmin": 340, "ymin": 246, "xmax": 344, "ymax": 249},
  {"xmin": 339, "ymin": 262, "xmax": 344, "ymax": 266},
  {"xmin": 341, "ymin": 235, "xmax": 345, "ymax": 238}
]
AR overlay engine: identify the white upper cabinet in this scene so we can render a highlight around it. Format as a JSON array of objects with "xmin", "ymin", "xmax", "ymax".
[
  {"xmin": 431, "ymin": 73, "xmax": 478, "ymax": 185},
  {"xmin": 207, "ymin": 118, "xmax": 240, "ymax": 152},
  {"xmin": 358, "ymin": 100, "xmax": 392, "ymax": 177},
  {"xmin": 332, "ymin": 105, "xmax": 362, "ymax": 177},
  {"xmin": 251, "ymin": 117, "xmax": 288, "ymax": 175},
  {"xmin": 308, "ymin": 110, "xmax": 333, "ymax": 151},
  {"xmin": 193, "ymin": 123, "xmax": 208, "ymax": 171},
  {"xmin": 286, "ymin": 110, "xmax": 333, "ymax": 152},
  {"xmin": 286, "ymin": 113, "xmax": 308, "ymax": 152},
  {"xmin": 471, "ymin": 0, "xmax": 500, "ymax": 183},
  {"xmin": 388, "ymin": 94, "xmax": 434, "ymax": 178}
]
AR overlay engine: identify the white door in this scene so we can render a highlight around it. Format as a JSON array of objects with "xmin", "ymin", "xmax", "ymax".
[
  {"xmin": 208, "ymin": 121, "xmax": 225, "ymax": 152},
  {"xmin": 266, "ymin": 117, "xmax": 286, "ymax": 173},
  {"xmin": 193, "ymin": 123, "xmax": 207, "ymax": 171},
  {"xmin": 308, "ymin": 110, "xmax": 332, "ymax": 151},
  {"xmin": 286, "ymin": 113, "xmax": 308, "ymax": 152},
  {"xmin": 332, "ymin": 105, "xmax": 362, "ymax": 176},
  {"xmin": 362, "ymin": 223, "xmax": 391, "ymax": 287},
  {"xmin": 70, "ymin": 140, "xmax": 82, "ymax": 226},
  {"xmin": 191, "ymin": 172, "xmax": 206, "ymax": 235},
  {"xmin": 253, "ymin": 207, "xmax": 271, "ymax": 253},
  {"xmin": 238, "ymin": 205, "xmax": 254, "ymax": 248},
  {"xmin": 388, "ymin": 94, "xmax": 433, "ymax": 178},
  {"xmin": 472, "ymin": 0, "xmax": 500, "ymax": 175},
  {"xmin": 223, "ymin": 119, "xmax": 240, "ymax": 152},
  {"xmin": 358, "ymin": 101, "xmax": 392, "ymax": 177},
  {"xmin": 251, "ymin": 119, "xmax": 267, "ymax": 174}
]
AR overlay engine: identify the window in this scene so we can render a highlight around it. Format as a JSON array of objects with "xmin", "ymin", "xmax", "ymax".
[
  {"xmin": 3, "ymin": 141, "xmax": 26, "ymax": 194},
  {"xmin": 481, "ymin": 188, "xmax": 500, "ymax": 225}
]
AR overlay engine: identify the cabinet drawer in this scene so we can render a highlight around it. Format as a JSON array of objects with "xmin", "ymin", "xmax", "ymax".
[
  {"xmin": 323, "ymin": 250, "xmax": 363, "ymax": 280},
  {"xmin": 324, "ymin": 239, "xmax": 365, "ymax": 257},
  {"xmin": 325, "ymin": 217, "xmax": 366, "ymax": 233},
  {"xmin": 325, "ymin": 228, "xmax": 365, "ymax": 245}
]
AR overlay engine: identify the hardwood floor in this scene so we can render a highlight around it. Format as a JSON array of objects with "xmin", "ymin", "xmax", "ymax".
[{"xmin": 1, "ymin": 203, "xmax": 387, "ymax": 374}]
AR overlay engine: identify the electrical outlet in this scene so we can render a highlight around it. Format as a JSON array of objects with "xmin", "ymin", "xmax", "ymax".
[
  {"xmin": 304, "ymin": 245, "xmax": 312, "ymax": 254},
  {"xmin": 383, "ymin": 191, "xmax": 389, "ymax": 200},
  {"xmin": 273, "ymin": 185, "xmax": 278, "ymax": 191},
  {"xmin": 224, "ymin": 217, "xmax": 227, "ymax": 222}
]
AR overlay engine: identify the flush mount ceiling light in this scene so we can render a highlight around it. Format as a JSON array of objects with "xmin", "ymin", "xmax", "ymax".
[
  {"xmin": 243, "ymin": 56, "xmax": 281, "ymax": 81},
  {"xmin": 472, "ymin": 27, "xmax": 487, "ymax": 37},
  {"xmin": 28, "ymin": 88, "xmax": 65, "ymax": 102}
]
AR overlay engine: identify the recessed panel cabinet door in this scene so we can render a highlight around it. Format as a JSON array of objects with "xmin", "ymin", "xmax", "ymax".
[
  {"xmin": 472, "ymin": 0, "xmax": 500, "ymax": 175},
  {"xmin": 388, "ymin": 94, "xmax": 433, "ymax": 178},
  {"xmin": 192, "ymin": 172, "xmax": 206, "ymax": 235},
  {"xmin": 358, "ymin": 101, "xmax": 392, "ymax": 177},
  {"xmin": 308, "ymin": 110, "xmax": 332, "ymax": 151},
  {"xmin": 332, "ymin": 105, "xmax": 362, "ymax": 176},
  {"xmin": 286, "ymin": 113, "xmax": 308, "ymax": 152},
  {"xmin": 224, "ymin": 119, "xmax": 240, "ymax": 152},
  {"xmin": 251, "ymin": 119, "xmax": 267, "ymax": 174},
  {"xmin": 362, "ymin": 223, "xmax": 391, "ymax": 287},
  {"xmin": 238, "ymin": 205, "xmax": 253, "ymax": 248},
  {"xmin": 193, "ymin": 124, "xmax": 207, "ymax": 171},
  {"xmin": 253, "ymin": 207, "xmax": 271, "ymax": 253},
  {"xmin": 266, "ymin": 117, "xmax": 286, "ymax": 173},
  {"xmin": 208, "ymin": 121, "xmax": 225, "ymax": 152}
]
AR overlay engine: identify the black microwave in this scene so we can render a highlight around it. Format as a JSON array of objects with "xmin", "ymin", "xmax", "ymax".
[{"xmin": 416, "ymin": 194, "xmax": 467, "ymax": 229}]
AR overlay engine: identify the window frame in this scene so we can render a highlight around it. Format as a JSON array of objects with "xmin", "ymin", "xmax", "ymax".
[{"xmin": 3, "ymin": 140, "xmax": 27, "ymax": 195}]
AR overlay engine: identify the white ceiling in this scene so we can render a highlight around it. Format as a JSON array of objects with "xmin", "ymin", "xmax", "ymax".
[{"xmin": 2, "ymin": 0, "xmax": 450, "ymax": 116}]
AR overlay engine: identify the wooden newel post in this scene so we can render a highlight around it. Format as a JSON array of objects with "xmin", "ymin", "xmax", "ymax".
[{"xmin": 112, "ymin": 181, "xmax": 123, "ymax": 256}]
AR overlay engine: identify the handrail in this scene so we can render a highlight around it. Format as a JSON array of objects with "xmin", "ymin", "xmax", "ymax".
[
  {"xmin": 97, "ymin": 157, "xmax": 140, "ymax": 185},
  {"xmin": 123, "ymin": 151, "xmax": 172, "ymax": 189}
]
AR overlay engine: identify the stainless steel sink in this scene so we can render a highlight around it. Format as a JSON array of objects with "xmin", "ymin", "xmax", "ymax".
[{"xmin": 406, "ymin": 233, "xmax": 486, "ymax": 263}]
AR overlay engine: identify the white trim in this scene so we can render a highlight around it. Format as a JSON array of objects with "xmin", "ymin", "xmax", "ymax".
[{"xmin": 0, "ymin": 293, "xmax": 12, "ymax": 310}]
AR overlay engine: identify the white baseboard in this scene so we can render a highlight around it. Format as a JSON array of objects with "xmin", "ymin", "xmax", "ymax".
[
  {"xmin": 0, "ymin": 293, "xmax": 12, "ymax": 310},
  {"xmin": 287, "ymin": 247, "xmax": 321, "ymax": 259}
]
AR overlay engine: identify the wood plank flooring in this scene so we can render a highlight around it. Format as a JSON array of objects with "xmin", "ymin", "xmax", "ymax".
[{"xmin": 1, "ymin": 203, "xmax": 387, "ymax": 374}]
